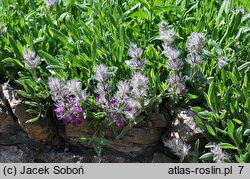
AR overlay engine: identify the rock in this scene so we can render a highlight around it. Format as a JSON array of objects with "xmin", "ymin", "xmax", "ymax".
[
  {"xmin": 169, "ymin": 107, "xmax": 204, "ymax": 144},
  {"xmin": 0, "ymin": 146, "xmax": 27, "ymax": 163},
  {"xmin": 0, "ymin": 84, "xmax": 54, "ymax": 143},
  {"xmin": 152, "ymin": 152, "xmax": 178, "ymax": 163},
  {"xmin": 66, "ymin": 113, "xmax": 171, "ymax": 153}
]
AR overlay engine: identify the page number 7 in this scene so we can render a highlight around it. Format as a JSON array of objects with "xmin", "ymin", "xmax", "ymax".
[{"xmin": 238, "ymin": 166, "xmax": 244, "ymax": 174}]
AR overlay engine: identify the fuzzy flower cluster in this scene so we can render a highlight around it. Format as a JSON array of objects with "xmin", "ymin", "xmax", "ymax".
[
  {"xmin": 126, "ymin": 43, "xmax": 146, "ymax": 70},
  {"xmin": 164, "ymin": 139, "xmax": 191, "ymax": 161},
  {"xmin": 44, "ymin": 0, "xmax": 58, "ymax": 7},
  {"xmin": 185, "ymin": 32, "xmax": 206, "ymax": 67},
  {"xmin": 210, "ymin": 145, "xmax": 229, "ymax": 163},
  {"xmin": 159, "ymin": 21, "xmax": 177, "ymax": 46},
  {"xmin": 94, "ymin": 64, "xmax": 148, "ymax": 127},
  {"xmin": 217, "ymin": 56, "xmax": 228, "ymax": 69},
  {"xmin": 0, "ymin": 22, "xmax": 7, "ymax": 35},
  {"xmin": 48, "ymin": 77, "xmax": 88, "ymax": 124},
  {"xmin": 23, "ymin": 49, "xmax": 41, "ymax": 69},
  {"xmin": 159, "ymin": 21, "xmax": 186, "ymax": 95}
]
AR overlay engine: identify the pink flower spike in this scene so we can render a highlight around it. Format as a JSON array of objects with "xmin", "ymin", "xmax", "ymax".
[
  {"xmin": 76, "ymin": 106, "xmax": 83, "ymax": 113},
  {"xmin": 181, "ymin": 86, "xmax": 187, "ymax": 92},
  {"xmin": 116, "ymin": 118, "xmax": 124, "ymax": 128},
  {"xmin": 55, "ymin": 107, "xmax": 62, "ymax": 118}
]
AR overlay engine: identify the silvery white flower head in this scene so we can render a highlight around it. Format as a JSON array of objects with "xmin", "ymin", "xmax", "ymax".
[
  {"xmin": 66, "ymin": 79, "xmax": 82, "ymax": 95},
  {"xmin": 130, "ymin": 72, "xmax": 148, "ymax": 88},
  {"xmin": 164, "ymin": 139, "xmax": 191, "ymax": 159},
  {"xmin": 185, "ymin": 52, "xmax": 203, "ymax": 67},
  {"xmin": 160, "ymin": 29, "xmax": 177, "ymax": 46},
  {"xmin": 124, "ymin": 99, "xmax": 141, "ymax": 119},
  {"xmin": 94, "ymin": 64, "xmax": 110, "ymax": 82},
  {"xmin": 167, "ymin": 73, "xmax": 182, "ymax": 85},
  {"xmin": 48, "ymin": 77, "xmax": 66, "ymax": 101},
  {"xmin": 236, "ymin": 7, "xmax": 245, "ymax": 14},
  {"xmin": 115, "ymin": 81, "xmax": 130, "ymax": 100},
  {"xmin": 166, "ymin": 59, "xmax": 183, "ymax": 71},
  {"xmin": 117, "ymin": 81, "xmax": 130, "ymax": 93},
  {"xmin": 130, "ymin": 72, "xmax": 148, "ymax": 98},
  {"xmin": 211, "ymin": 145, "xmax": 228, "ymax": 163},
  {"xmin": 94, "ymin": 83, "xmax": 110, "ymax": 96},
  {"xmin": 126, "ymin": 59, "xmax": 146, "ymax": 70},
  {"xmin": 158, "ymin": 21, "xmax": 168, "ymax": 30},
  {"xmin": 48, "ymin": 77, "xmax": 64, "ymax": 92},
  {"xmin": 217, "ymin": 56, "xmax": 228, "ymax": 69},
  {"xmin": 163, "ymin": 46, "xmax": 181, "ymax": 60},
  {"xmin": 0, "ymin": 22, "xmax": 7, "ymax": 35},
  {"xmin": 129, "ymin": 43, "xmax": 143, "ymax": 59},
  {"xmin": 44, "ymin": 0, "xmax": 58, "ymax": 7},
  {"xmin": 78, "ymin": 90, "xmax": 89, "ymax": 103},
  {"xmin": 23, "ymin": 49, "xmax": 41, "ymax": 68},
  {"xmin": 186, "ymin": 32, "xmax": 206, "ymax": 53}
]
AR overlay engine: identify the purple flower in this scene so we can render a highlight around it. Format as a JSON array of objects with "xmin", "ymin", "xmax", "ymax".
[
  {"xmin": 111, "ymin": 98, "xmax": 119, "ymax": 107},
  {"xmin": 76, "ymin": 106, "xmax": 83, "ymax": 113},
  {"xmin": 55, "ymin": 106, "xmax": 63, "ymax": 118},
  {"xmin": 108, "ymin": 111, "xmax": 115, "ymax": 118},
  {"xmin": 96, "ymin": 96, "xmax": 107, "ymax": 105},
  {"xmin": 72, "ymin": 115, "xmax": 81, "ymax": 124},
  {"xmin": 63, "ymin": 116, "xmax": 71, "ymax": 125},
  {"xmin": 116, "ymin": 118, "xmax": 124, "ymax": 127},
  {"xmin": 181, "ymin": 85, "xmax": 187, "ymax": 92},
  {"xmin": 70, "ymin": 98, "xmax": 77, "ymax": 105},
  {"xmin": 48, "ymin": 77, "xmax": 88, "ymax": 125},
  {"xmin": 166, "ymin": 87, "xmax": 173, "ymax": 93}
]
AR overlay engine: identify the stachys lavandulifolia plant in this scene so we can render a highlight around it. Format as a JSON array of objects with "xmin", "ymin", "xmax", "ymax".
[
  {"xmin": 164, "ymin": 138, "xmax": 191, "ymax": 162},
  {"xmin": 126, "ymin": 43, "xmax": 146, "ymax": 71},
  {"xmin": 48, "ymin": 77, "xmax": 88, "ymax": 124},
  {"xmin": 23, "ymin": 48, "xmax": 42, "ymax": 84},
  {"xmin": 94, "ymin": 63, "xmax": 149, "ymax": 128},
  {"xmin": 185, "ymin": 32, "xmax": 206, "ymax": 80},
  {"xmin": 158, "ymin": 21, "xmax": 186, "ymax": 96},
  {"xmin": 23, "ymin": 49, "xmax": 41, "ymax": 69}
]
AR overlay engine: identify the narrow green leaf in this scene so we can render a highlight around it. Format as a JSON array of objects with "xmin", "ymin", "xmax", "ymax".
[
  {"xmin": 219, "ymin": 143, "xmax": 238, "ymax": 150},
  {"xmin": 206, "ymin": 125, "xmax": 216, "ymax": 137},
  {"xmin": 227, "ymin": 121, "xmax": 235, "ymax": 141}
]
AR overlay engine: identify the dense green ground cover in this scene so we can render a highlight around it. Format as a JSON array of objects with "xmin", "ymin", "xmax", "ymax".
[{"xmin": 0, "ymin": 0, "xmax": 249, "ymax": 162}]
